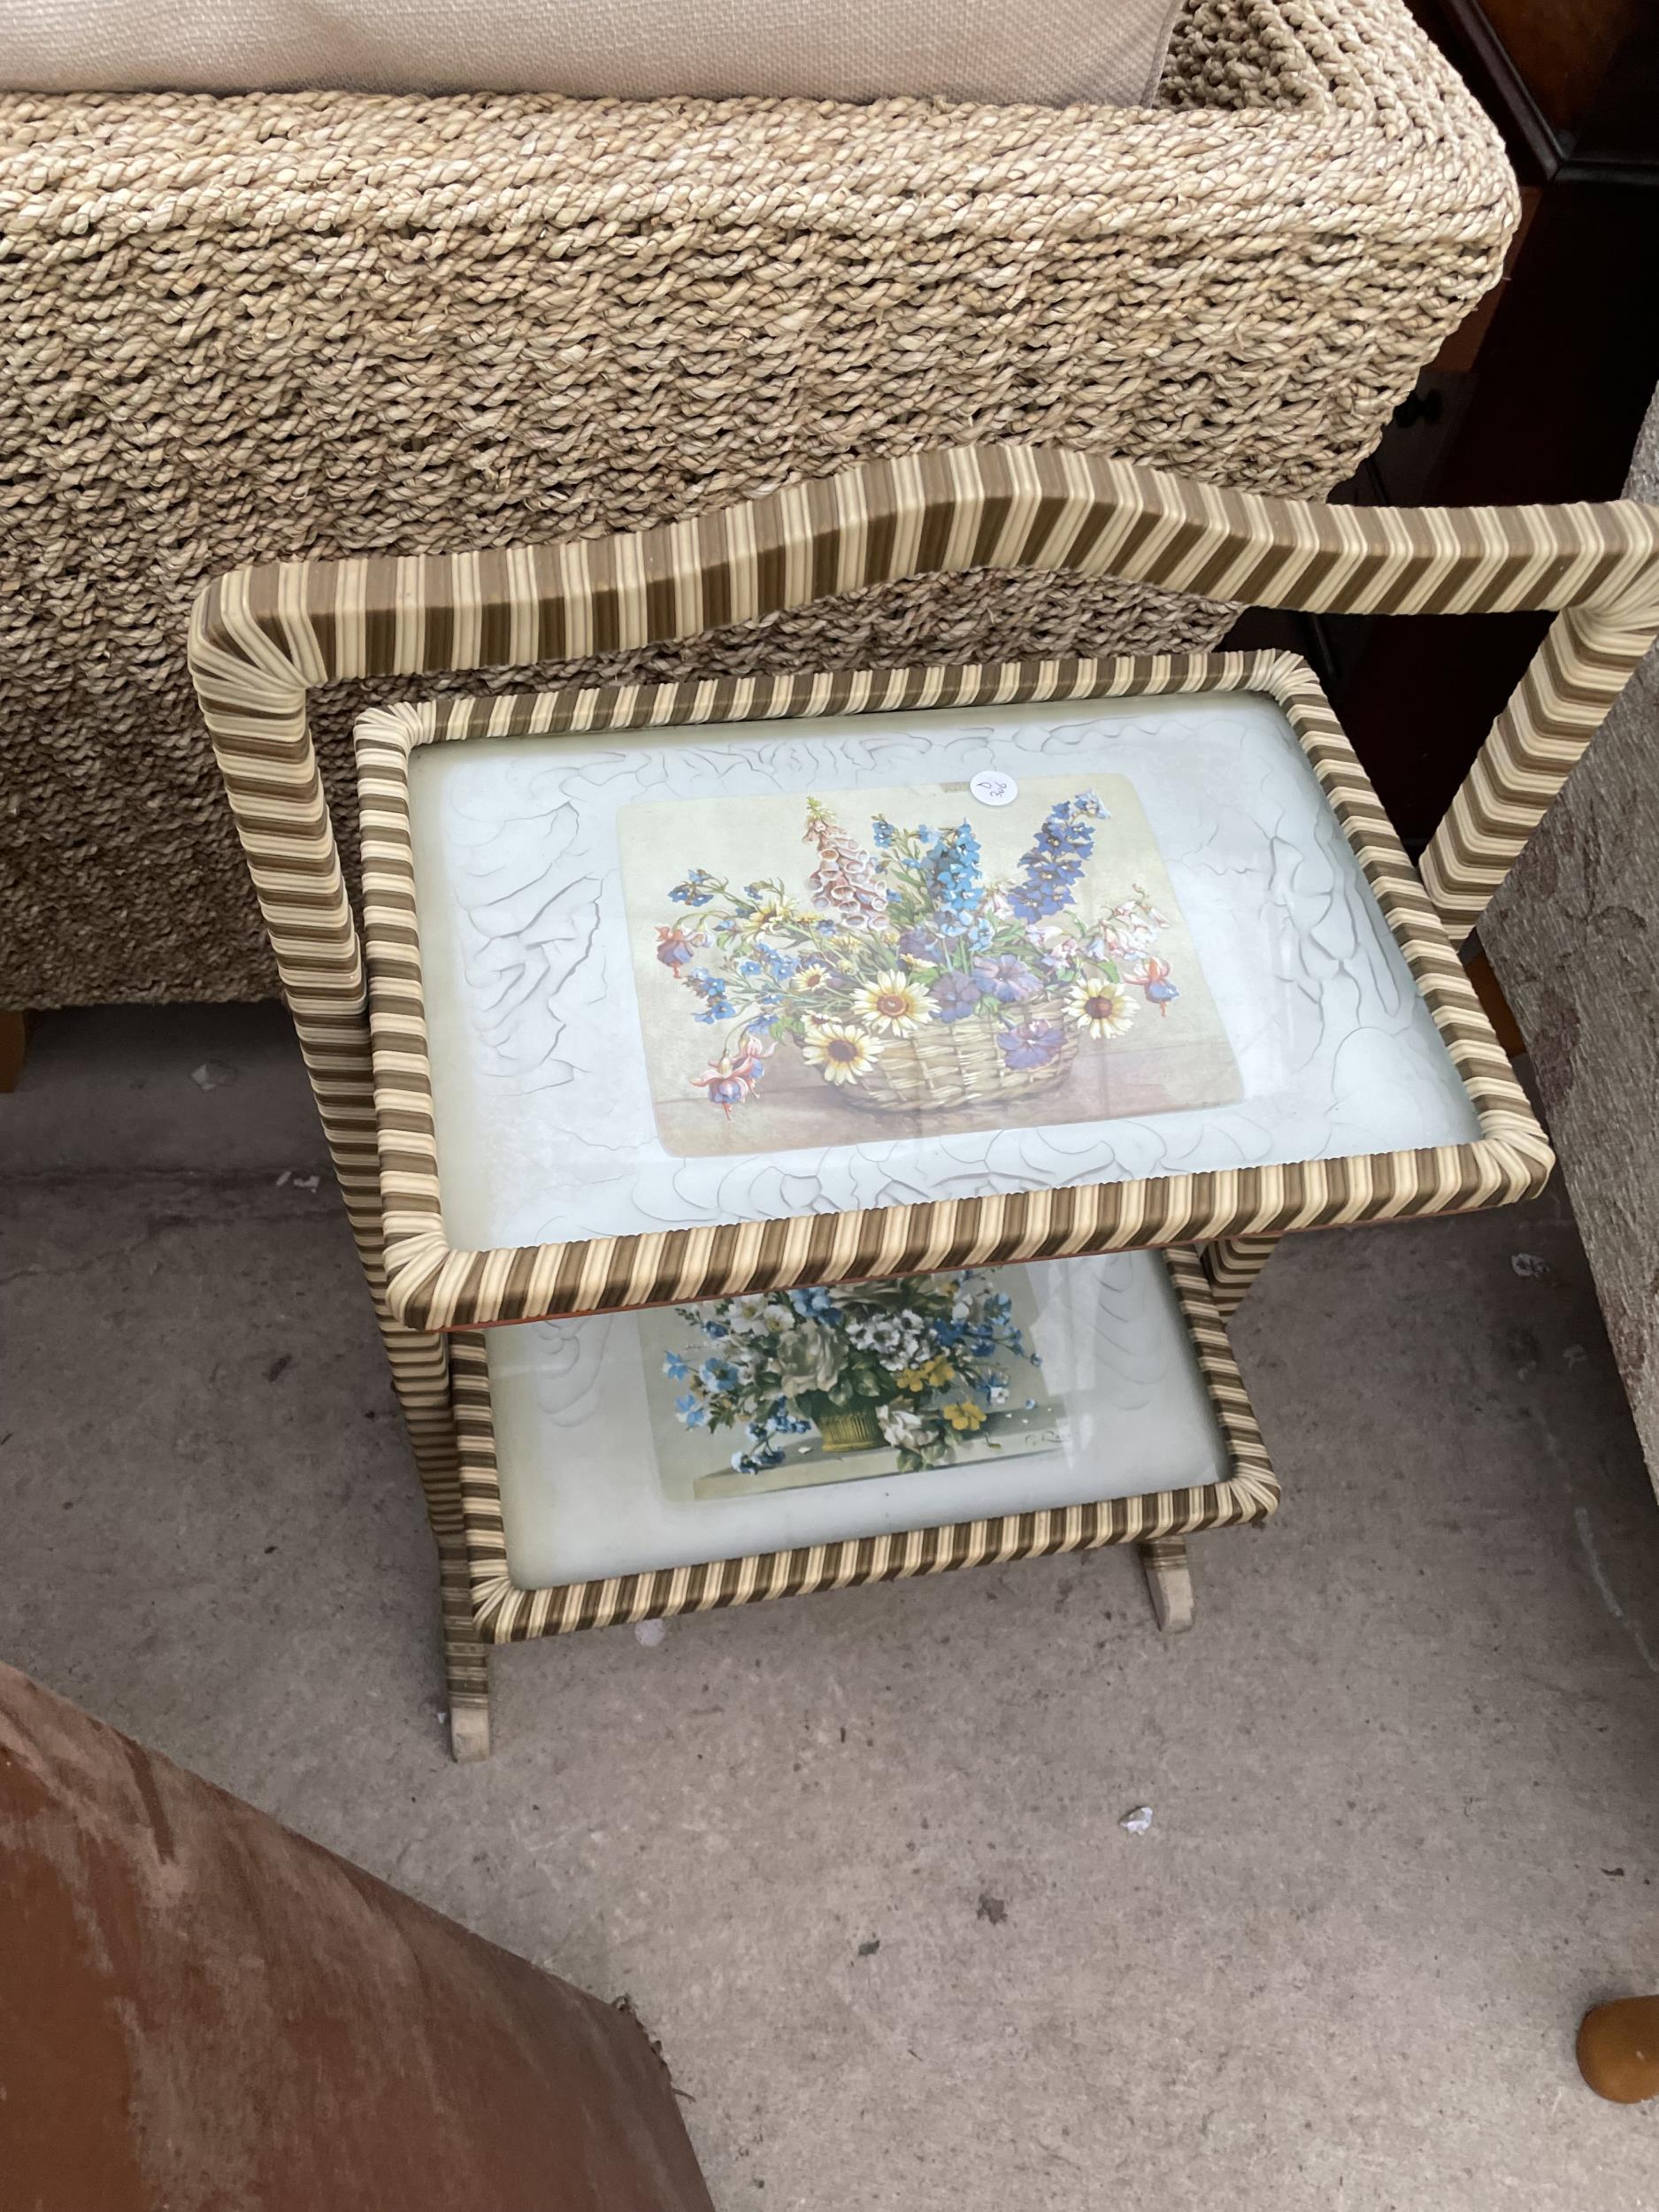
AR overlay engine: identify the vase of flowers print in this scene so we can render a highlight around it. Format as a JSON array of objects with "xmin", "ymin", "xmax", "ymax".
[
  {"xmin": 659, "ymin": 789, "xmax": 1179, "ymax": 1118},
  {"xmin": 663, "ymin": 1273, "xmax": 1040, "ymax": 1474}
]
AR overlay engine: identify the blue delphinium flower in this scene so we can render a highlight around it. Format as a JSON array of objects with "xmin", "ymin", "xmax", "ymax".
[
  {"xmin": 1007, "ymin": 793, "xmax": 1103, "ymax": 923},
  {"xmin": 663, "ymin": 1349, "xmax": 690, "ymax": 1381},
  {"xmin": 930, "ymin": 970, "xmax": 984, "ymax": 1023},
  {"xmin": 675, "ymin": 1391, "xmax": 708, "ymax": 1428},
  {"xmin": 925, "ymin": 822, "xmax": 986, "ymax": 941},
  {"xmin": 787, "ymin": 1285, "xmax": 841, "ymax": 1321},
  {"xmin": 871, "ymin": 816, "xmax": 897, "ymax": 849}
]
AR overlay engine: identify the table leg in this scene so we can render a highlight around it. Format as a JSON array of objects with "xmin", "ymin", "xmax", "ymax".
[
  {"xmin": 441, "ymin": 1530, "xmax": 492, "ymax": 1763},
  {"xmin": 379, "ymin": 1316, "xmax": 492, "ymax": 1761}
]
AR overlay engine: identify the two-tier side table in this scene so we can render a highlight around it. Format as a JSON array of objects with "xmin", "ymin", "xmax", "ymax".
[{"xmin": 189, "ymin": 448, "xmax": 1659, "ymax": 1757}]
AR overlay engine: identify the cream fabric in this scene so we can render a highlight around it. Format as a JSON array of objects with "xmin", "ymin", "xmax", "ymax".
[{"xmin": 0, "ymin": 0, "xmax": 1184, "ymax": 104}]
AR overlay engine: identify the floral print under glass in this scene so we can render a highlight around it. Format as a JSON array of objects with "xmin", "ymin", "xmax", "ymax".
[
  {"xmin": 664, "ymin": 1272, "xmax": 1041, "ymax": 1475},
  {"xmin": 658, "ymin": 790, "xmax": 1181, "ymax": 1116}
]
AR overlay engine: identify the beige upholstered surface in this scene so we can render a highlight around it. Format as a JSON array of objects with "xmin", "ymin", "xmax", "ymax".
[
  {"xmin": 0, "ymin": 0, "xmax": 1516, "ymax": 1007},
  {"xmin": 0, "ymin": 0, "xmax": 1183, "ymax": 104}
]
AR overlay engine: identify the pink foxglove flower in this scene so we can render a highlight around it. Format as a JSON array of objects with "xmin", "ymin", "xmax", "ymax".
[{"xmin": 803, "ymin": 798, "xmax": 887, "ymax": 930}]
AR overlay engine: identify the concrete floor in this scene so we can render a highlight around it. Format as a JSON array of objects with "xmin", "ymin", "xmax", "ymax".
[{"xmin": 5, "ymin": 1004, "xmax": 1659, "ymax": 2209}]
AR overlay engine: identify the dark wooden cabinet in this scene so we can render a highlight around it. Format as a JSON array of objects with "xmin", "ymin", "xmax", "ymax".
[{"xmin": 1228, "ymin": 0, "xmax": 1659, "ymax": 852}]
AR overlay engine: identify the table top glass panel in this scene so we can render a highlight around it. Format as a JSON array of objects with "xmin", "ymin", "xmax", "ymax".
[{"xmin": 409, "ymin": 688, "xmax": 1478, "ymax": 1252}]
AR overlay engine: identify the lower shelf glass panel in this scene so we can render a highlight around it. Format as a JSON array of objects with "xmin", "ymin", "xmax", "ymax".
[{"xmin": 487, "ymin": 1252, "xmax": 1231, "ymax": 1588}]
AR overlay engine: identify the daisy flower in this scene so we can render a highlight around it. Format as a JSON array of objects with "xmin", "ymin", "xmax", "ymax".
[
  {"xmin": 853, "ymin": 972, "xmax": 927, "ymax": 1036},
  {"xmin": 1070, "ymin": 979, "xmax": 1136, "ymax": 1040},
  {"xmin": 802, "ymin": 1023, "xmax": 885, "ymax": 1087}
]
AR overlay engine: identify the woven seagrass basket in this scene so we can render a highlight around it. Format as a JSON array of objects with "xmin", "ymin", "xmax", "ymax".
[
  {"xmin": 3, "ymin": 0, "xmax": 1515, "ymax": 1006},
  {"xmin": 845, "ymin": 993, "xmax": 1078, "ymax": 1114}
]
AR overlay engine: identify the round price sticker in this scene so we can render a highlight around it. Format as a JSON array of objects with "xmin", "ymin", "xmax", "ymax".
[{"xmin": 969, "ymin": 770, "xmax": 1019, "ymax": 807}]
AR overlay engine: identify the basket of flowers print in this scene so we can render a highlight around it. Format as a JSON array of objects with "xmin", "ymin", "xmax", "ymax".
[
  {"xmin": 657, "ymin": 788, "xmax": 1180, "ymax": 1118},
  {"xmin": 663, "ymin": 1271, "xmax": 1041, "ymax": 1472}
]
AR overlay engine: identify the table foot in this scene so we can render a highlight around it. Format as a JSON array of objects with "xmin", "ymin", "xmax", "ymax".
[
  {"xmin": 437, "ymin": 1528, "xmax": 492, "ymax": 1760},
  {"xmin": 1139, "ymin": 1535, "xmax": 1194, "ymax": 1633},
  {"xmin": 449, "ymin": 1700, "xmax": 492, "ymax": 1763}
]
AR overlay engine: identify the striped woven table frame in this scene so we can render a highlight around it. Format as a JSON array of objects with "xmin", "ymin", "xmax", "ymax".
[{"xmin": 189, "ymin": 446, "xmax": 1659, "ymax": 1759}]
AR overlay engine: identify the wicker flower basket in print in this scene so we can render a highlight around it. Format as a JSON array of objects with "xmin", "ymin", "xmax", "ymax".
[
  {"xmin": 846, "ymin": 989, "xmax": 1078, "ymax": 1115},
  {"xmin": 814, "ymin": 1408, "xmax": 884, "ymax": 1453}
]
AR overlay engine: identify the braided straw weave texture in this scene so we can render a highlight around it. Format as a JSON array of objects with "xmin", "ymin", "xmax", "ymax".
[{"xmin": 3, "ymin": 0, "xmax": 1515, "ymax": 1004}]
